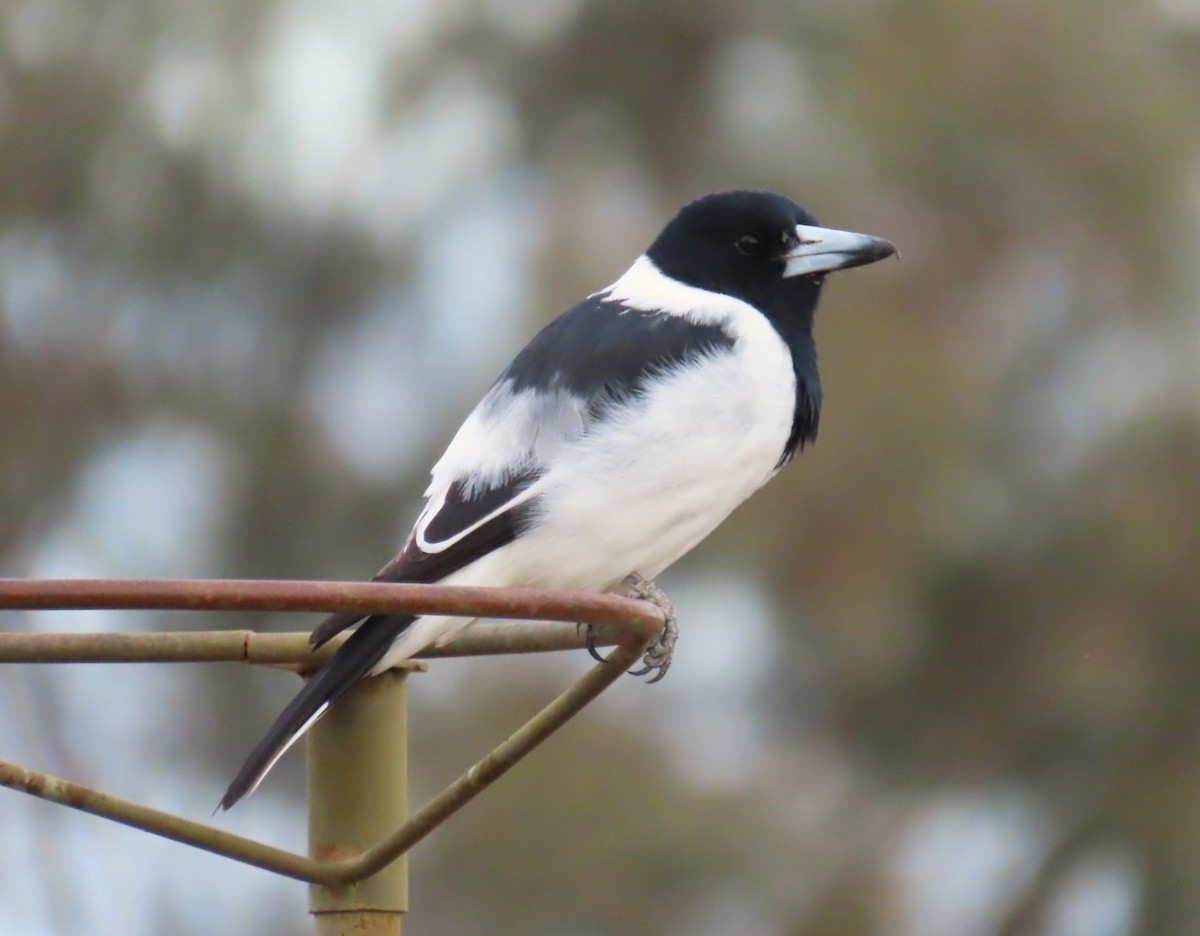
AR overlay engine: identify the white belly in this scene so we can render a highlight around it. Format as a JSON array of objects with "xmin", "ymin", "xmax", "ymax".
[{"xmin": 500, "ymin": 319, "xmax": 796, "ymax": 591}]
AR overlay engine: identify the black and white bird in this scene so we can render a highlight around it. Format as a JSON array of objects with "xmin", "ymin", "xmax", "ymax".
[{"xmin": 220, "ymin": 190, "xmax": 895, "ymax": 810}]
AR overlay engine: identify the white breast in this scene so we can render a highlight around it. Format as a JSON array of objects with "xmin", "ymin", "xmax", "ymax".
[{"xmin": 493, "ymin": 257, "xmax": 798, "ymax": 592}]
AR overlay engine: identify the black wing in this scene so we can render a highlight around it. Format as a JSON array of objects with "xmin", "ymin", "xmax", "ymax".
[
  {"xmin": 308, "ymin": 469, "xmax": 540, "ymax": 648},
  {"xmin": 503, "ymin": 296, "xmax": 735, "ymax": 406}
]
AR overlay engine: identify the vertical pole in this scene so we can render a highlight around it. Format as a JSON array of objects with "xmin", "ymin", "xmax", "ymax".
[{"xmin": 308, "ymin": 668, "xmax": 409, "ymax": 935}]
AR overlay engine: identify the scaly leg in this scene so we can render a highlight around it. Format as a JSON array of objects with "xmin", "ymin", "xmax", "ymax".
[{"xmin": 621, "ymin": 572, "xmax": 679, "ymax": 684}]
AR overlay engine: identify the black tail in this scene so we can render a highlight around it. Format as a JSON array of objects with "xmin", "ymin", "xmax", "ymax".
[{"xmin": 218, "ymin": 615, "xmax": 415, "ymax": 810}]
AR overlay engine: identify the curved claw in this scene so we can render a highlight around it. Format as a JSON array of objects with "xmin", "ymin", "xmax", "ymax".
[
  {"xmin": 635, "ymin": 646, "xmax": 674, "ymax": 683},
  {"xmin": 626, "ymin": 663, "xmax": 653, "ymax": 677},
  {"xmin": 584, "ymin": 624, "xmax": 606, "ymax": 663}
]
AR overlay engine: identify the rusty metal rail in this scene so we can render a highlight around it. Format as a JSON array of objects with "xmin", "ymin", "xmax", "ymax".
[
  {"xmin": 0, "ymin": 578, "xmax": 662, "ymax": 891},
  {"xmin": 0, "ymin": 578, "xmax": 663, "ymax": 650}
]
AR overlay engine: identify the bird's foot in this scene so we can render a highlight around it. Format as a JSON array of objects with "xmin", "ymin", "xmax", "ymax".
[{"xmin": 622, "ymin": 573, "xmax": 678, "ymax": 684}]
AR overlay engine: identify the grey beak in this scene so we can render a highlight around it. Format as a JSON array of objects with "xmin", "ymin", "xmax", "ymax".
[{"xmin": 783, "ymin": 223, "xmax": 897, "ymax": 278}]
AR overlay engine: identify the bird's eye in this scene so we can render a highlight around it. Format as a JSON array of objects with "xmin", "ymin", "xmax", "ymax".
[{"xmin": 735, "ymin": 234, "xmax": 760, "ymax": 256}]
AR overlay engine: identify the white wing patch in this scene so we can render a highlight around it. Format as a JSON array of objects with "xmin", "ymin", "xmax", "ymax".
[
  {"xmin": 425, "ymin": 381, "xmax": 590, "ymax": 496},
  {"xmin": 414, "ymin": 380, "xmax": 591, "ymax": 552}
]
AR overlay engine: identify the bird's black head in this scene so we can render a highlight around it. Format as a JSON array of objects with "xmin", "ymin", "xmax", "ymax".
[{"xmin": 646, "ymin": 190, "xmax": 895, "ymax": 326}]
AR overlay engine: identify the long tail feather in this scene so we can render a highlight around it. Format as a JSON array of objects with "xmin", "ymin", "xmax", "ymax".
[{"xmin": 218, "ymin": 615, "xmax": 415, "ymax": 810}]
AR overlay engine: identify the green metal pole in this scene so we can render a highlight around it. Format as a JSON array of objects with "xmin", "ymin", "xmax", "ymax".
[{"xmin": 307, "ymin": 669, "xmax": 409, "ymax": 935}]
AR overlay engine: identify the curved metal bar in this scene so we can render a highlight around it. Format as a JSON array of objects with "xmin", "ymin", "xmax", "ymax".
[
  {"xmin": 0, "ymin": 622, "xmax": 642, "ymax": 666},
  {"xmin": 0, "ymin": 578, "xmax": 664, "ymax": 632},
  {"xmin": 0, "ymin": 759, "xmax": 332, "ymax": 883},
  {"xmin": 0, "ymin": 640, "xmax": 647, "ymax": 886},
  {"xmin": 0, "ymin": 578, "xmax": 664, "ymax": 886}
]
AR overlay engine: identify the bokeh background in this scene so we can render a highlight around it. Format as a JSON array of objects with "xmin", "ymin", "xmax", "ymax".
[{"xmin": 3, "ymin": 1, "xmax": 1200, "ymax": 933}]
